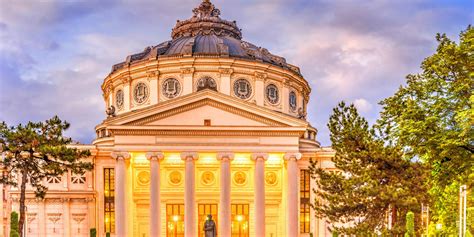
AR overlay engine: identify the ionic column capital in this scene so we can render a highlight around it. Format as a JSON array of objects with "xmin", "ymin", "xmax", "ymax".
[
  {"xmin": 146, "ymin": 151, "xmax": 164, "ymax": 161},
  {"xmin": 111, "ymin": 151, "xmax": 130, "ymax": 160},
  {"xmin": 217, "ymin": 152, "xmax": 234, "ymax": 161},
  {"xmin": 284, "ymin": 152, "xmax": 302, "ymax": 161},
  {"xmin": 180, "ymin": 152, "xmax": 198, "ymax": 161},
  {"xmin": 251, "ymin": 153, "xmax": 268, "ymax": 161}
]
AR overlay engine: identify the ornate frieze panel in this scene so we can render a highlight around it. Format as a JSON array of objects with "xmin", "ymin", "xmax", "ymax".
[
  {"xmin": 168, "ymin": 170, "xmax": 183, "ymax": 186},
  {"xmin": 232, "ymin": 170, "xmax": 248, "ymax": 186}
]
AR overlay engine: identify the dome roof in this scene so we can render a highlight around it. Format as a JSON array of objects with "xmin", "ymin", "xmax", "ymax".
[{"xmin": 110, "ymin": 0, "xmax": 301, "ymax": 75}]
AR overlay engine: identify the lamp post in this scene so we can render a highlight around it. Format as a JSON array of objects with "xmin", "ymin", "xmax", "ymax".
[{"xmin": 459, "ymin": 185, "xmax": 467, "ymax": 237}]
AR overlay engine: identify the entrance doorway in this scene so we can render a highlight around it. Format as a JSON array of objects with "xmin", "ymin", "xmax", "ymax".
[
  {"xmin": 198, "ymin": 204, "xmax": 218, "ymax": 237},
  {"xmin": 166, "ymin": 204, "xmax": 185, "ymax": 237},
  {"xmin": 231, "ymin": 204, "xmax": 249, "ymax": 237}
]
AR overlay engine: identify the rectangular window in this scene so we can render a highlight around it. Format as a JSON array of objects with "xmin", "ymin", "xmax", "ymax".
[
  {"xmin": 231, "ymin": 204, "xmax": 249, "ymax": 237},
  {"xmin": 104, "ymin": 168, "xmax": 115, "ymax": 233},
  {"xmin": 300, "ymin": 169, "xmax": 311, "ymax": 233},
  {"xmin": 198, "ymin": 204, "xmax": 218, "ymax": 237},
  {"xmin": 167, "ymin": 204, "xmax": 185, "ymax": 237}
]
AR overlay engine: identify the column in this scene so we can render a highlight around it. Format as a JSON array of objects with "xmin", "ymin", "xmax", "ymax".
[
  {"xmin": 219, "ymin": 68, "xmax": 233, "ymax": 95},
  {"xmin": 147, "ymin": 71, "xmax": 159, "ymax": 104},
  {"xmin": 254, "ymin": 72, "xmax": 267, "ymax": 106},
  {"xmin": 39, "ymin": 200, "xmax": 46, "ymax": 237},
  {"xmin": 111, "ymin": 151, "xmax": 130, "ymax": 237},
  {"xmin": 284, "ymin": 153, "xmax": 302, "ymax": 237},
  {"xmin": 122, "ymin": 77, "xmax": 131, "ymax": 111},
  {"xmin": 62, "ymin": 198, "xmax": 71, "ymax": 237},
  {"xmin": 181, "ymin": 67, "xmax": 195, "ymax": 95},
  {"xmin": 0, "ymin": 183, "xmax": 3, "ymax": 237},
  {"xmin": 146, "ymin": 152, "xmax": 164, "ymax": 237},
  {"xmin": 217, "ymin": 152, "xmax": 234, "ymax": 237},
  {"xmin": 181, "ymin": 152, "xmax": 198, "ymax": 237},
  {"xmin": 86, "ymin": 198, "xmax": 96, "ymax": 231},
  {"xmin": 251, "ymin": 153, "xmax": 268, "ymax": 237}
]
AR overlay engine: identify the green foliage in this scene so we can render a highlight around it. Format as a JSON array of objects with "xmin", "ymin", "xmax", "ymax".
[
  {"xmin": 378, "ymin": 26, "xmax": 474, "ymax": 233},
  {"xmin": 0, "ymin": 116, "xmax": 93, "ymax": 237},
  {"xmin": 10, "ymin": 232, "xmax": 19, "ymax": 237},
  {"xmin": 468, "ymin": 207, "xmax": 474, "ymax": 234},
  {"xmin": 10, "ymin": 211, "xmax": 19, "ymax": 237},
  {"xmin": 405, "ymin": 211, "xmax": 414, "ymax": 237},
  {"xmin": 309, "ymin": 102, "xmax": 429, "ymax": 235},
  {"xmin": 90, "ymin": 228, "xmax": 97, "ymax": 237},
  {"xmin": 106, "ymin": 233, "xmax": 111, "ymax": 237},
  {"xmin": 331, "ymin": 231, "xmax": 339, "ymax": 237}
]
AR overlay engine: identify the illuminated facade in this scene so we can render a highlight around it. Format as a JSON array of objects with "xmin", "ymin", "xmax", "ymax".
[{"xmin": 0, "ymin": 1, "xmax": 337, "ymax": 236}]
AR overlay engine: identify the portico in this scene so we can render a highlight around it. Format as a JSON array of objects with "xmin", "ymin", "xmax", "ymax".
[{"xmin": 110, "ymin": 149, "xmax": 302, "ymax": 237}]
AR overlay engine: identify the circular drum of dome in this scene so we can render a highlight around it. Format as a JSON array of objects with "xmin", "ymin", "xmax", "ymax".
[
  {"xmin": 265, "ymin": 84, "xmax": 279, "ymax": 105},
  {"xmin": 233, "ymin": 79, "xmax": 252, "ymax": 99}
]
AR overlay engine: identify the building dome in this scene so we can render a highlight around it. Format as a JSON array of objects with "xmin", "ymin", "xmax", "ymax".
[
  {"xmin": 110, "ymin": 0, "xmax": 299, "ymax": 74},
  {"xmin": 102, "ymin": 0, "xmax": 312, "ymax": 122}
]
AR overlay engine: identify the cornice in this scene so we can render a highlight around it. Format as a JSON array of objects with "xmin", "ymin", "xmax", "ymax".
[{"xmin": 110, "ymin": 129, "xmax": 303, "ymax": 137}]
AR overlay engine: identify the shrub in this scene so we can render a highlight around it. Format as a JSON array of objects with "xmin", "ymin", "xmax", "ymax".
[
  {"xmin": 10, "ymin": 211, "xmax": 19, "ymax": 237},
  {"xmin": 90, "ymin": 228, "xmax": 97, "ymax": 237},
  {"xmin": 405, "ymin": 211, "xmax": 415, "ymax": 237}
]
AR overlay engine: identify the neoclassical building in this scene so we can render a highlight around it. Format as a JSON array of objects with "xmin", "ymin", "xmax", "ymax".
[{"xmin": 1, "ymin": 1, "xmax": 337, "ymax": 236}]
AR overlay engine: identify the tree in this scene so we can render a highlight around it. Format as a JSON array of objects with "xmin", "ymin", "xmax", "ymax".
[
  {"xmin": 10, "ymin": 211, "xmax": 19, "ymax": 237},
  {"xmin": 405, "ymin": 211, "xmax": 414, "ymax": 237},
  {"xmin": 0, "ymin": 116, "xmax": 93, "ymax": 237},
  {"xmin": 378, "ymin": 26, "xmax": 473, "ymax": 233},
  {"xmin": 309, "ymin": 102, "xmax": 429, "ymax": 235}
]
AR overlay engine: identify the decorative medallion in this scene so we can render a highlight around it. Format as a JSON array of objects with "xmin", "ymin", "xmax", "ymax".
[
  {"xmin": 116, "ymin": 89, "xmax": 124, "ymax": 109},
  {"xmin": 266, "ymin": 84, "xmax": 279, "ymax": 104},
  {"xmin": 169, "ymin": 171, "xmax": 182, "ymax": 185},
  {"xmin": 197, "ymin": 77, "xmax": 217, "ymax": 92},
  {"xmin": 162, "ymin": 78, "xmax": 181, "ymax": 99},
  {"xmin": 289, "ymin": 91, "xmax": 297, "ymax": 111},
  {"xmin": 233, "ymin": 171, "xmax": 247, "ymax": 185},
  {"xmin": 137, "ymin": 171, "xmax": 150, "ymax": 185},
  {"xmin": 133, "ymin": 82, "xmax": 149, "ymax": 104},
  {"xmin": 233, "ymin": 79, "xmax": 252, "ymax": 99},
  {"xmin": 201, "ymin": 171, "xmax": 215, "ymax": 185},
  {"xmin": 265, "ymin": 171, "xmax": 278, "ymax": 185}
]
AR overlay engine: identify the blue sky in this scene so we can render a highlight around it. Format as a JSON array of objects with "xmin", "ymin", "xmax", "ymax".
[{"xmin": 0, "ymin": 0, "xmax": 472, "ymax": 146}]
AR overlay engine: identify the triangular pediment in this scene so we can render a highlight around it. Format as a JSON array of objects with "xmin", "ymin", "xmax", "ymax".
[{"xmin": 103, "ymin": 90, "xmax": 308, "ymax": 128}]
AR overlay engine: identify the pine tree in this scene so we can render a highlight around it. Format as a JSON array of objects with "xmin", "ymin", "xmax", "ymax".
[
  {"xmin": 310, "ymin": 102, "xmax": 429, "ymax": 235},
  {"xmin": 0, "ymin": 116, "xmax": 93, "ymax": 237}
]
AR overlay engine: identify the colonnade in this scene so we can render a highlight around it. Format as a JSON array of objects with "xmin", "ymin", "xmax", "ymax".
[{"xmin": 111, "ymin": 151, "xmax": 302, "ymax": 237}]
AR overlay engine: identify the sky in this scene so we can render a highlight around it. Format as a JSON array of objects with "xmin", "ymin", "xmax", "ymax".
[{"xmin": 0, "ymin": 0, "xmax": 472, "ymax": 146}]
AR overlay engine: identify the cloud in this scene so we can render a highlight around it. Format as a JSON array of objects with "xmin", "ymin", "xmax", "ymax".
[
  {"xmin": 353, "ymin": 99, "xmax": 373, "ymax": 113},
  {"xmin": 0, "ymin": 0, "xmax": 472, "ymax": 145}
]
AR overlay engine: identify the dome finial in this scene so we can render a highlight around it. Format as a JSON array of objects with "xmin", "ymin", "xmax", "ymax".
[{"xmin": 192, "ymin": 0, "xmax": 220, "ymax": 18}]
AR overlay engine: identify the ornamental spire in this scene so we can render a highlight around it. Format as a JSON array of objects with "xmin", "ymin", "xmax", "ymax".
[{"xmin": 192, "ymin": 0, "xmax": 220, "ymax": 18}]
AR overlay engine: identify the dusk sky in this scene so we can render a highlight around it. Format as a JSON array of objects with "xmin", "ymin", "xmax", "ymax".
[{"xmin": 0, "ymin": 0, "xmax": 472, "ymax": 146}]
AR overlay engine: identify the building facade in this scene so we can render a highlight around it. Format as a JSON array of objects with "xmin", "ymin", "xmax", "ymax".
[{"xmin": 1, "ymin": 1, "xmax": 337, "ymax": 236}]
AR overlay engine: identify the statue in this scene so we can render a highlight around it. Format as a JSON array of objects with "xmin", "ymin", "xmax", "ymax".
[{"xmin": 203, "ymin": 214, "xmax": 216, "ymax": 237}]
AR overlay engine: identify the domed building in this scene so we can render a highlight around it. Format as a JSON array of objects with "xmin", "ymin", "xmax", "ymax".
[{"xmin": 1, "ymin": 1, "xmax": 336, "ymax": 237}]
